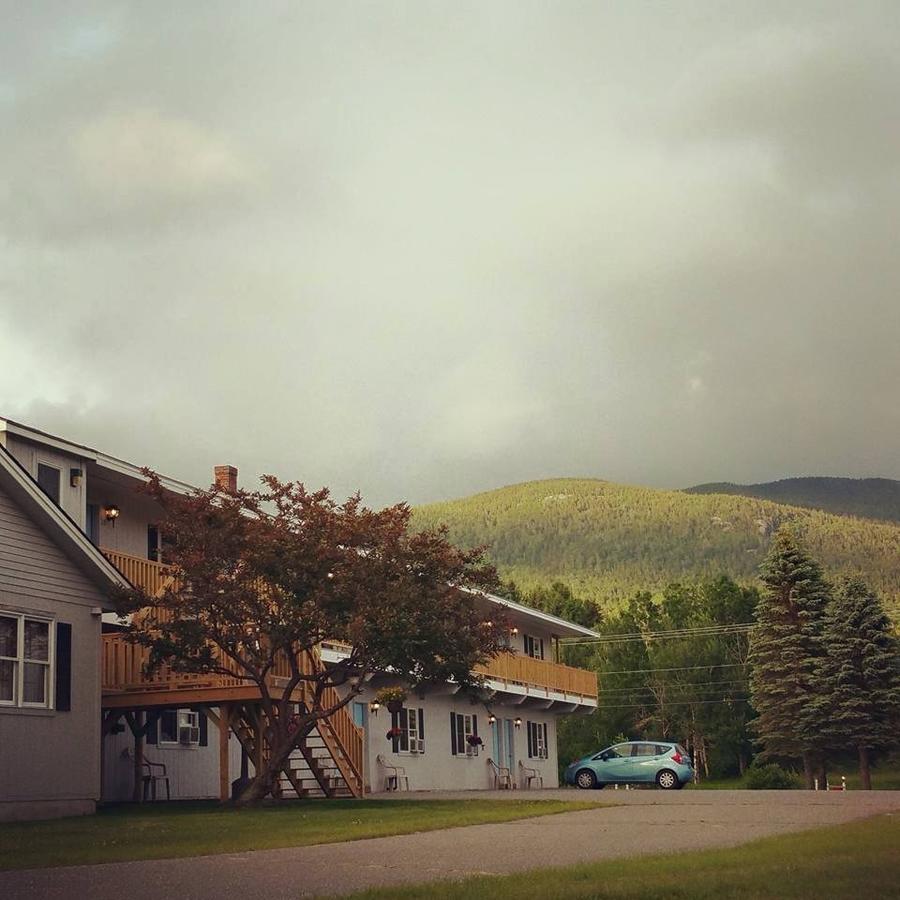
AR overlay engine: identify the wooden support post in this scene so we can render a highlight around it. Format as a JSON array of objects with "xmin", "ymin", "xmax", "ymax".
[
  {"xmin": 132, "ymin": 710, "xmax": 145, "ymax": 803},
  {"xmin": 219, "ymin": 702, "xmax": 232, "ymax": 802}
]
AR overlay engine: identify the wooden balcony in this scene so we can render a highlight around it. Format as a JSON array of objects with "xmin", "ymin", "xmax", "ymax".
[
  {"xmin": 101, "ymin": 548, "xmax": 173, "ymax": 597},
  {"xmin": 322, "ymin": 640, "xmax": 598, "ymax": 701},
  {"xmin": 476, "ymin": 653, "xmax": 597, "ymax": 701}
]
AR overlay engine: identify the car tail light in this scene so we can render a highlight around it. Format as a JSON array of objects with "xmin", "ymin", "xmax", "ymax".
[{"xmin": 671, "ymin": 751, "xmax": 683, "ymax": 764}]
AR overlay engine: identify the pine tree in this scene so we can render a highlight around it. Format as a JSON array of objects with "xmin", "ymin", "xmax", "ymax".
[
  {"xmin": 812, "ymin": 578, "xmax": 900, "ymax": 789},
  {"xmin": 749, "ymin": 528, "xmax": 831, "ymax": 787}
]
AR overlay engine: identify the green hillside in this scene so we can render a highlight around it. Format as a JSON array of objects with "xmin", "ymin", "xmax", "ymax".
[
  {"xmin": 411, "ymin": 478, "xmax": 900, "ymax": 616},
  {"xmin": 686, "ymin": 476, "xmax": 900, "ymax": 524}
]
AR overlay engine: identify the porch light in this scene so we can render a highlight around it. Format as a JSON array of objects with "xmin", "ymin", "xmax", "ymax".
[
  {"xmin": 369, "ymin": 700, "xmax": 381, "ymax": 716},
  {"xmin": 488, "ymin": 714, "xmax": 496, "ymax": 725},
  {"xmin": 70, "ymin": 467, "xmax": 83, "ymax": 488},
  {"xmin": 104, "ymin": 504, "xmax": 120, "ymax": 523},
  {"xmin": 510, "ymin": 626, "xmax": 519, "ymax": 636},
  {"xmin": 514, "ymin": 717, "xmax": 522, "ymax": 729}
]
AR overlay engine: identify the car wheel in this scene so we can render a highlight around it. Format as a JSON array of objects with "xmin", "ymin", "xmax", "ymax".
[
  {"xmin": 575, "ymin": 769, "xmax": 597, "ymax": 790},
  {"xmin": 656, "ymin": 769, "xmax": 678, "ymax": 790}
]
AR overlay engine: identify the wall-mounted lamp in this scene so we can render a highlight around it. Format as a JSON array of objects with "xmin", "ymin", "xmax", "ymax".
[
  {"xmin": 514, "ymin": 717, "xmax": 522, "ymax": 729},
  {"xmin": 510, "ymin": 626, "xmax": 519, "ymax": 636},
  {"xmin": 70, "ymin": 468, "xmax": 83, "ymax": 488},
  {"xmin": 488, "ymin": 713, "xmax": 496, "ymax": 725},
  {"xmin": 369, "ymin": 700, "xmax": 381, "ymax": 716},
  {"xmin": 104, "ymin": 504, "xmax": 120, "ymax": 525}
]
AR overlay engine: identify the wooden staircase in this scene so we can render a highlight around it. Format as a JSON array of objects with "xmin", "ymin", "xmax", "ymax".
[{"xmin": 230, "ymin": 700, "xmax": 363, "ymax": 799}]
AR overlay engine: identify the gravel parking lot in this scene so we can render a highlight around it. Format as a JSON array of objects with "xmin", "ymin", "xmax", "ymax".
[{"xmin": 3, "ymin": 789, "xmax": 898, "ymax": 899}]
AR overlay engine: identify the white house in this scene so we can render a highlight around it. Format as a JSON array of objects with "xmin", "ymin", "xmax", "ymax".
[{"xmin": 0, "ymin": 416, "xmax": 599, "ymax": 806}]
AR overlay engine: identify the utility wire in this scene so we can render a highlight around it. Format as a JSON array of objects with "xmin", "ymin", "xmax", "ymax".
[
  {"xmin": 598, "ymin": 679, "xmax": 748, "ymax": 695},
  {"xmin": 562, "ymin": 623, "xmax": 754, "ymax": 646},
  {"xmin": 598, "ymin": 697, "xmax": 751, "ymax": 710},
  {"xmin": 593, "ymin": 662, "xmax": 748, "ymax": 676}
]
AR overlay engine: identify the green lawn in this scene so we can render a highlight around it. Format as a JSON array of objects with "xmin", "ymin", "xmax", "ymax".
[
  {"xmin": 345, "ymin": 812, "xmax": 900, "ymax": 900},
  {"xmin": 0, "ymin": 798, "xmax": 604, "ymax": 871}
]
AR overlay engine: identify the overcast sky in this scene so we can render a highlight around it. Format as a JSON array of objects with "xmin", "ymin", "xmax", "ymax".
[{"xmin": 1, "ymin": 2, "xmax": 898, "ymax": 506}]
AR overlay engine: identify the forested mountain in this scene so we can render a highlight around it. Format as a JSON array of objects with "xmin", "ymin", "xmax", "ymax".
[
  {"xmin": 411, "ymin": 478, "xmax": 900, "ymax": 616},
  {"xmin": 685, "ymin": 477, "xmax": 900, "ymax": 524}
]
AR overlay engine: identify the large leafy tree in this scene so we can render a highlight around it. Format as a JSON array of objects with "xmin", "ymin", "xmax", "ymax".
[
  {"xmin": 115, "ymin": 473, "xmax": 505, "ymax": 803},
  {"xmin": 812, "ymin": 578, "xmax": 900, "ymax": 789},
  {"xmin": 749, "ymin": 528, "xmax": 830, "ymax": 787}
]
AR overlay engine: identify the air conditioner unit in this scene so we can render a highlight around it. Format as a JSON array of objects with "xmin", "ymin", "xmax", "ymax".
[
  {"xmin": 179, "ymin": 725, "xmax": 200, "ymax": 745},
  {"xmin": 414, "ymin": 739, "xmax": 425, "ymax": 753}
]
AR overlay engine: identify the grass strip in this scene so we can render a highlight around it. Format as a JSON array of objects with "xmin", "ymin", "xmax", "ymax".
[
  {"xmin": 0, "ymin": 798, "xmax": 605, "ymax": 871},
  {"xmin": 344, "ymin": 812, "xmax": 899, "ymax": 899}
]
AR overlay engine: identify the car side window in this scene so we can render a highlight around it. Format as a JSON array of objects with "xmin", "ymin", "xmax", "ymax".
[
  {"xmin": 632, "ymin": 743, "xmax": 657, "ymax": 757},
  {"xmin": 656, "ymin": 745, "xmax": 671, "ymax": 756}
]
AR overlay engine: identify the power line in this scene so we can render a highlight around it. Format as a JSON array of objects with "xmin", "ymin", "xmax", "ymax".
[
  {"xmin": 562, "ymin": 623, "xmax": 754, "ymax": 646},
  {"xmin": 597, "ymin": 697, "xmax": 751, "ymax": 710},
  {"xmin": 593, "ymin": 662, "xmax": 748, "ymax": 676},
  {"xmin": 598, "ymin": 679, "xmax": 748, "ymax": 696}
]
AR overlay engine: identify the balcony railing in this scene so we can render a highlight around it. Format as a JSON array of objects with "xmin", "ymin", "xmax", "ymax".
[
  {"xmin": 101, "ymin": 548, "xmax": 174, "ymax": 597},
  {"xmin": 322, "ymin": 640, "xmax": 598, "ymax": 700},
  {"xmin": 475, "ymin": 653, "xmax": 597, "ymax": 700}
]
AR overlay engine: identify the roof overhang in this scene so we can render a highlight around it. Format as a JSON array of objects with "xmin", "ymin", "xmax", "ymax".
[
  {"xmin": 0, "ymin": 444, "xmax": 130, "ymax": 608},
  {"xmin": 480, "ymin": 591, "xmax": 600, "ymax": 639},
  {"xmin": 0, "ymin": 417, "xmax": 198, "ymax": 496}
]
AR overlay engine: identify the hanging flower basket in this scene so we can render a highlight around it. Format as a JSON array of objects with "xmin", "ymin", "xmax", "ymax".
[
  {"xmin": 376, "ymin": 686, "xmax": 407, "ymax": 714},
  {"xmin": 466, "ymin": 734, "xmax": 483, "ymax": 748},
  {"xmin": 386, "ymin": 726, "xmax": 402, "ymax": 741}
]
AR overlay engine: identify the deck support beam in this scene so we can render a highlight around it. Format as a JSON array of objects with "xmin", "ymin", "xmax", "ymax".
[{"xmin": 219, "ymin": 702, "xmax": 233, "ymax": 802}]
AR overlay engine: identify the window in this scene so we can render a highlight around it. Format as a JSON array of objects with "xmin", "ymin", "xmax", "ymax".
[
  {"xmin": 450, "ymin": 711, "xmax": 480, "ymax": 757},
  {"xmin": 598, "ymin": 743, "xmax": 630, "ymax": 760},
  {"xmin": 632, "ymin": 743, "xmax": 658, "ymax": 757},
  {"xmin": 86, "ymin": 504, "xmax": 101, "ymax": 545},
  {"xmin": 390, "ymin": 706, "xmax": 425, "ymax": 754},
  {"xmin": 158, "ymin": 708, "xmax": 200, "ymax": 745},
  {"xmin": 523, "ymin": 634, "xmax": 544, "ymax": 660},
  {"xmin": 37, "ymin": 464, "xmax": 61, "ymax": 506},
  {"xmin": 148, "ymin": 525, "xmax": 161, "ymax": 562},
  {"xmin": 526, "ymin": 720, "xmax": 548, "ymax": 759},
  {"xmin": 352, "ymin": 702, "xmax": 367, "ymax": 728},
  {"xmin": 0, "ymin": 612, "xmax": 53, "ymax": 708}
]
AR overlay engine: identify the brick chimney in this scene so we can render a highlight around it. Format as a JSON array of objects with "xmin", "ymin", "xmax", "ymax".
[{"xmin": 214, "ymin": 465, "xmax": 238, "ymax": 493}]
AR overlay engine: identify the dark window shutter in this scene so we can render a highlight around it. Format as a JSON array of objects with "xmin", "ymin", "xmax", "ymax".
[
  {"xmin": 543, "ymin": 723, "xmax": 548, "ymax": 758},
  {"xmin": 194, "ymin": 707, "xmax": 208, "ymax": 746},
  {"xmin": 539, "ymin": 639, "xmax": 544, "ymax": 660},
  {"xmin": 473, "ymin": 714, "xmax": 478, "ymax": 737},
  {"xmin": 54, "ymin": 622, "xmax": 72, "ymax": 711},
  {"xmin": 450, "ymin": 712, "xmax": 457, "ymax": 755},
  {"xmin": 146, "ymin": 711, "xmax": 159, "ymax": 744},
  {"xmin": 418, "ymin": 708, "xmax": 424, "ymax": 740},
  {"xmin": 527, "ymin": 721, "xmax": 533, "ymax": 758},
  {"xmin": 391, "ymin": 710, "xmax": 400, "ymax": 753}
]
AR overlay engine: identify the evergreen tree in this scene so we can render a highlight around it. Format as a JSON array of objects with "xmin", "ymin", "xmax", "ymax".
[
  {"xmin": 812, "ymin": 578, "xmax": 900, "ymax": 789},
  {"xmin": 749, "ymin": 528, "xmax": 831, "ymax": 787}
]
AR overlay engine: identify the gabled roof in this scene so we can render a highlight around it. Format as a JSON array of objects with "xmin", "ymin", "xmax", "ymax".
[
  {"xmin": 0, "ymin": 443, "xmax": 130, "ymax": 607},
  {"xmin": 483, "ymin": 592, "xmax": 600, "ymax": 639},
  {"xmin": 0, "ymin": 416, "xmax": 197, "ymax": 495}
]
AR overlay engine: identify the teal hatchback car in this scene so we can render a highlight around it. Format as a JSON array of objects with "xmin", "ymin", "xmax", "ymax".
[{"xmin": 565, "ymin": 741, "xmax": 693, "ymax": 790}]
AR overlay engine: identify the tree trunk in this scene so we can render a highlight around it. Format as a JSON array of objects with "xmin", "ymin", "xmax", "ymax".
[
  {"xmin": 858, "ymin": 745, "xmax": 872, "ymax": 790},
  {"xmin": 738, "ymin": 752, "xmax": 747, "ymax": 776},
  {"xmin": 816, "ymin": 757, "xmax": 827, "ymax": 791},
  {"xmin": 801, "ymin": 751, "xmax": 815, "ymax": 790},
  {"xmin": 234, "ymin": 719, "xmax": 316, "ymax": 806}
]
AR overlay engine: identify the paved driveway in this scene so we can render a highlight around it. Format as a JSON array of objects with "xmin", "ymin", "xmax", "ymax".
[{"xmin": 3, "ymin": 790, "xmax": 898, "ymax": 899}]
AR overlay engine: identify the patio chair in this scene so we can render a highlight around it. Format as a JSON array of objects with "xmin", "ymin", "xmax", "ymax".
[
  {"xmin": 141, "ymin": 758, "xmax": 171, "ymax": 801},
  {"xmin": 487, "ymin": 757, "xmax": 512, "ymax": 789},
  {"xmin": 519, "ymin": 761, "xmax": 543, "ymax": 790},
  {"xmin": 376, "ymin": 754, "xmax": 409, "ymax": 792}
]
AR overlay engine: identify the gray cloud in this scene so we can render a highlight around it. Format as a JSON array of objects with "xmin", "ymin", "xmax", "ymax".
[{"xmin": 1, "ymin": 2, "xmax": 898, "ymax": 505}]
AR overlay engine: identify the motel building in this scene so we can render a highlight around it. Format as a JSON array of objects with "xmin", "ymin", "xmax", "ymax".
[{"xmin": 0, "ymin": 416, "xmax": 598, "ymax": 819}]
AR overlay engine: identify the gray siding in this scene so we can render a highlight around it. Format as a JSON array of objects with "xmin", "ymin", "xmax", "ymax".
[{"xmin": 0, "ymin": 483, "xmax": 105, "ymax": 821}]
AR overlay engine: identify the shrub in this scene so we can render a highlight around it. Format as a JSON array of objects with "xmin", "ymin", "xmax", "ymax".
[{"xmin": 744, "ymin": 763, "xmax": 799, "ymax": 790}]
